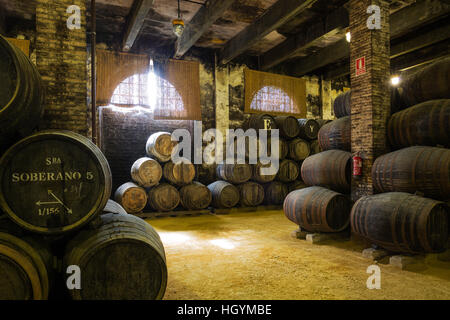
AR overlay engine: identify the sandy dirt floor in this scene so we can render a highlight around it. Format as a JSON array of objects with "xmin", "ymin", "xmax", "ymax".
[{"xmin": 147, "ymin": 209, "xmax": 450, "ymax": 300}]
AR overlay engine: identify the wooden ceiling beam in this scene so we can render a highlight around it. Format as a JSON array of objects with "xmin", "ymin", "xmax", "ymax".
[
  {"xmin": 122, "ymin": 0, "xmax": 155, "ymax": 51},
  {"xmin": 261, "ymin": 7, "xmax": 349, "ymax": 70},
  {"xmin": 174, "ymin": 0, "xmax": 236, "ymax": 58},
  {"xmin": 218, "ymin": 0, "xmax": 319, "ymax": 65}
]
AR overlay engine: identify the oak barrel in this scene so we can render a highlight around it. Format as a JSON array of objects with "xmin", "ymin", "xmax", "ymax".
[
  {"xmin": 0, "ymin": 225, "xmax": 53, "ymax": 300},
  {"xmin": 207, "ymin": 181, "xmax": 240, "ymax": 208},
  {"xmin": 237, "ymin": 182, "xmax": 265, "ymax": 207},
  {"xmin": 246, "ymin": 114, "xmax": 278, "ymax": 131},
  {"xmin": 0, "ymin": 130, "xmax": 112, "ymax": 235},
  {"xmin": 284, "ymin": 186, "xmax": 351, "ymax": 233},
  {"xmin": 0, "ymin": 36, "xmax": 45, "ymax": 151},
  {"xmin": 267, "ymin": 137, "xmax": 288, "ymax": 160},
  {"xmin": 372, "ymin": 146, "xmax": 450, "ymax": 200},
  {"xmin": 333, "ymin": 90, "xmax": 351, "ymax": 118},
  {"xmin": 131, "ymin": 157, "xmax": 162, "ymax": 188},
  {"xmin": 216, "ymin": 163, "xmax": 252, "ymax": 184},
  {"xmin": 309, "ymin": 140, "xmax": 321, "ymax": 155},
  {"xmin": 301, "ymin": 150, "xmax": 352, "ymax": 194},
  {"xmin": 179, "ymin": 182, "xmax": 212, "ymax": 210},
  {"xmin": 396, "ymin": 57, "xmax": 450, "ymax": 108},
  {"xmin": 163, "ymin": 158, "xmax": 196, "ymax": 186},
  {"xmin": 288, "ymin": 138, "xmax": 311, "ymax": 161},
  {"xmin": 287, "ymin": 180, "xmax": 308, "ymax": 193},
  {"xmin": 264, "ymin": 181, "xmax": 288, "ymax": 205},
  {"xmin": 318, "ymin": 116, "xmax": 351, "ymax": 152},
  {"xmin": 276, "ymin": 159, "xmax": 300, "ymax": 183},
  {"xmin": 275, "ymin": 116, "xmax": 301, "ymax": 139},
  {"xmin": 148, "ymin": 183, "xmax": 180, "ymax": 212},
  {"xmin": 146, "ymin": 132, "xmax": 177, "ymax": 163},
  {"xmin": 252, "ymin": 162, "xmax": 277, "ymax": 183},
  {"xmin": 64, "ymin": 213, "xmax": 167, "ymax": 300},
  {"xmin": 351, "ymin": 192, "xmax": 449, "ymax": 254},
  {"xmin": 388, "ymin": 100, "xmax": 450, "ymax": 149},
  {"xmin": 297, "ymin": 119, "xmax": 320, "ymax": 140},
  {"xmin": 114, "ymin": 182, "xmax": 148, "ymax": 214}
]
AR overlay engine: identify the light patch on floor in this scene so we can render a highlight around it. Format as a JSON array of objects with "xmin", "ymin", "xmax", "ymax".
[{"xmin": 147, "ymin": 210, "xmax": 450, "ymax": 300}]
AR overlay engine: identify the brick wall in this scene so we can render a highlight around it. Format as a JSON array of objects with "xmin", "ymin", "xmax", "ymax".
[
  {"xmin": 349, "ymin": 0, "xmax": 391, "ymax": 201},
  {"xmin": 36, "ymin": 0, "xmax": 90, "ymax": 136}
]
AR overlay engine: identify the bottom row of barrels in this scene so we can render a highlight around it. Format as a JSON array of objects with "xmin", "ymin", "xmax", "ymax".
[
  {"xmin": 284, "ymin": 187, "xmax": 449, "ymax": 254},
  {"xmin": 0, "ymin": 201, "xmax": 167, "ymax": 300},
  {"xmin": 115, "ymin": 180, "xmax": 302, "ymax": 214}
]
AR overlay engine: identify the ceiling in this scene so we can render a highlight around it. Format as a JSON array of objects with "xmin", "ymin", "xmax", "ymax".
[{"xmin": 0, "ymin": 0, "xmax": 420, "ymax": 61}]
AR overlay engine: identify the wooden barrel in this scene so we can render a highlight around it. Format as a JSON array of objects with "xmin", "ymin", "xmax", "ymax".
[
  {"xmin": 264, "ymin": 181, "xmax": 288, "ymax": 205},
  {"xmin": 309, "ymin": 140, "xmax": 320, "ymax": 155},
  {"xmin": 301, "ymin": 150, "xmax": 351, "ymax": 194},
  {"xmin": 0, "ymin": 36, "xmax": 44, "ymax": 151},
  {"xmin": 267, "ymin": 137, "xmax": 288, "ymax": 160},
  {"xmin": 195, "ymin": 163, "xmax": 217, "ymax": 186},
  {"xmin": 289, "ymin": 138, "xmax": 311, "ymax": 161},
  {"xmin": 318, "ymin": 116, "xmax": 351, "ymax": 152},
  {"xmin": 147, "ymin": 183, "xmax": 180, "ymax": 212},
  {"xmin": 351, "ymin": 192, "xmax": 449, "ymax": 254},
  {"xmin": 237, "ymin": 182, "xmax": 265, "ymax": 207},
  {"xmin": 275, "ymin": 116, "xmax": 301, "ymax": 139},
  {"xmin": 146, "ymin": 132, "xmax": 177, "ymax": 163},
  {"xmin": 333, "ymin": 90, "xmax": 351, "ymax": 118},
  {"xmin": 246, "ymin": 114, "xmax": 278, "ymax": 131},
  {"xmin": 297, "ymin": 119, "xmax": 320, "ymax": 140},
  {"xmin": 287, "ymin": 180, "xmax": 308, "ymax": 193},
  {"xmin": 372, "ymin": 146, "xmax": 450, "ymax": 200},
  {"xmin": 276, "ymin": 159, "xmax": 300, "ymax": 183},
  {"xmin": 64, "ymin": 213, "xmax": 167, "ymax": 300},
  {"xmin": 0, "ymin": 130, "xmax": 112, "ymax": 235},
  {"xmin": 207, "ymin": 181, "xmax": 240, "ymax": 208},
  {"xmin": 163, "ymin": 158, "xmax": 196, "ymax": 186},
  {"xmin": 114, "ymin": 182, "xmax": 148, "ymax": 214},
  {"xmin": 216, "ymin": 163, "xmax": 252, "ymax": 184},
  {"xmin": 316, "ymin": 119, "xmax": 332, "ymax": 128},
  {"xmin": 131, "ymin": 157, "xmax": 162, "ymax": 188},
  {"xmin": 397, "ymin": 57, "xmax": 450, "ymax": 108},
  {"xmin": 227, "ymin": 137, "xmax": 266, "ymax": 161},
  {"xmin": 284, "ymin": 186, "xmax": 351, "ymax": 233},
  {"xmin": 179, "ymin": 182, "xmax": 212, "ymax": 210},
  {"xmin": 388, "ymin": 100, "xmax": 450, "ymax": 149},
  {"xmin": 252, "ymin": 162, "xmax": 277, "ymax": 183},
  {"xmin": 0, "ymin": 230, "xmax": 53, "ymax": 300}
]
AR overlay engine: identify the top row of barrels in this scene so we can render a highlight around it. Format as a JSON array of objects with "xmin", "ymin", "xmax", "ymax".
[{"xmin": 245, "ymin": 114, "xmax": 324, "ymax": 141}]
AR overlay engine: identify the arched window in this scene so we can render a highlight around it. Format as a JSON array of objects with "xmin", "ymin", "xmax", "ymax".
[
  {"xmin": 250, "ymin": 86, "xmax": 298, "ymax": 114},
  {"xmin": 110, "ymin": 72, "xmax": 183, "ymax": 113}
]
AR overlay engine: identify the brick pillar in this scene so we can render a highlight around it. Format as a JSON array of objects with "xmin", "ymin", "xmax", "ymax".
[
  {"xmin": 349, "ymin": 0, "xmax": 390, "ymax": 201},
  {"xmin": 36, "ymin": 0, "xmax": 90, "ymax": 137}
]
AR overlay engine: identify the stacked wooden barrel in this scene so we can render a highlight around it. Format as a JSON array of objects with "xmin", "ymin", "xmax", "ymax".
[
  {"xmin": 353, "ymin": 59, "xmax": 450, "ymax": 254},
  {"xmin": 0, "ymin": 36, "xmax": 45, "ymax": 153},
  {"xmin": 0, "ymin": 130, "xmax": 167, "ymax": 300}
]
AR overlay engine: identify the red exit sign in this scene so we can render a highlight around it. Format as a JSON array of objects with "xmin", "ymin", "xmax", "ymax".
[{"xmin": 356, "ymin": 57, "xmax": 366, "ymax": 76}]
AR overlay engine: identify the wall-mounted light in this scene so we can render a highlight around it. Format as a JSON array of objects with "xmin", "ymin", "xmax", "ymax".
[
  {"xmin": 346, "ymin": 30, "xmax": 351, "ymax": 43},
  {"xmin": 173, "ymin": 0, "xmax": 185, "ymax": 38},
  {"xmin": 391, "ymin": 75, "xmax": 401, "ymax": 86}
]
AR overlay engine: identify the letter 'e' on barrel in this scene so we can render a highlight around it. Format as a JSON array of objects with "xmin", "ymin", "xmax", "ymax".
[
  {"xmin": 0, "ymin": 130, "xmax": 112, "ymax": 235},
  {"xmin": 284, "ymin": 186, "xmax": 351, "ymax": 233},
  {"xmin": 351, "ymin": 192, "xmax": 449, "ymax": 254}
]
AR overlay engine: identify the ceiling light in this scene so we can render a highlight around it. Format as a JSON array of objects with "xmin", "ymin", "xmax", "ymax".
[
  {"xmin": 391, "ymin": 75, "xmax": 401, "ymax": 86},
  {"xmin": 173, "ymin": 0, "xmax": 185, "ymax": 38}
]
